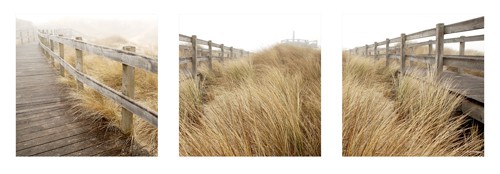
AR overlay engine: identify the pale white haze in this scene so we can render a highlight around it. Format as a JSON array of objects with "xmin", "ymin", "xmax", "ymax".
[{"xmin": 180, "ymin": 14, "xmax": 321, "ymax": 52}]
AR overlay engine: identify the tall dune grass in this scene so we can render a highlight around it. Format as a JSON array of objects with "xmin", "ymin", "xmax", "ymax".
[
  {"xmin": 342, "ymin": 54, "xmax": 483, "ymax": 156},
  {"xmin": 54, "ymin": 36, "xmax": 158, "ymax": 155},
  {"xmin": 179, "ymin": 44, "xmax": 321, "ymax": 156}
]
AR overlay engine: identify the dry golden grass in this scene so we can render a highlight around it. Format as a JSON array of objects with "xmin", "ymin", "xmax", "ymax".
[
  {"xmin": 342, "ymin": 53, "xmax": 483, "ymax": 156},
  {"xmin": 179, "ymin": 44, "xmax": 320, "ymax": 156},
  {"xmin": 54, "ymin": 37, "xmax": 158, "ymax": 155}
]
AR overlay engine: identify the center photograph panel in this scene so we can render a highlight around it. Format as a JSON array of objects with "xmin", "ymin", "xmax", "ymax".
[{"xmin": 179, "ymin": 14, "xmax": 321, "ymax": 156}]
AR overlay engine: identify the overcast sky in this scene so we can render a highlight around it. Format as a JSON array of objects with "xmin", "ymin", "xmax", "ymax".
[
  {"xmin": 179, "ymin": 14, "xmax": 321, "ymax": 52},
  {"xmin": 342, "ymin": 14, "xmax": 484, "ymax": 51}
]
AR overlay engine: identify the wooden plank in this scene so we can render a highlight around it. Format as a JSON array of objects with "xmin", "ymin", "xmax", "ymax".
[
  {"xmin": 180, "ymin": 57, "xmax": 191, "ymax": 64},
  {"xmin": 37, "ymin": 136, "xmax": 100, "ymax": 156},
  {"xmin": 435, "ymin": 23, "xmax": 445, "ymax": 77},
  {"xmin": 16, "ymin": 132, "xmax": 92, "ymax": 156},
  {"xmin": 407, "ymin": 55, "xmax": 435, "ymax": 64},
  {"xmin": 407, "ymin": 40, "xmax": 434, "ymax": 48},
  {"xmin": 121, "ymin": 46, "xmax": 136, "ymax": 135},
  {"xmin": 40, "ymin": 34, "xmax": 158, "ymax": 74},
  {"xmin": 16, "ymin": 124, "xmax": 91, "ymax": 151},
  {"xmin": 406, "ymin": 28, "xmax": 435, "ymax": 41},
  {"xmin": 389, "ymin": 37, "xmax": 401, "ymax": 43},
  {"xmin": 443, "ymin": 56, "xmax": 484, "ymax": 71},
  {"xmin": 196, "ymin": 38, "xmax": 209, "ymax": 46},
  {"xmin": 444, "ymin": 16, "xmax": 484, "ymax": 34},
  {"xmin": 179, "ymin": 34, "xmax": 191, "ymax": 42},
  {"xmin": 444, "ymin": 35, "xmax": 483, "ymax": 43},
  {"xmin": 461, "ymin": 100, "xmax": 483, "ymax": 123},
  {"xmin": 39, "ymin": 42, "xmax": 158, "ymax": 127}
]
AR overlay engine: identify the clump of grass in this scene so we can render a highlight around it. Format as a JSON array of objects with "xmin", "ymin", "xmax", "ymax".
[
  {"xmin": 55, "ymin": 37, "xmax": 158, "ymax": 155},
  {"xmin": 342, "ymin": 54, "xmax": 483, "ymax": 156},
  {"xmin": 179, "ymin": 44, "xmax": 320, "ymax": 156}
]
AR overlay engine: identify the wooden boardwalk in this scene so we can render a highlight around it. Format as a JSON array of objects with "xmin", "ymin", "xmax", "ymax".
[
  {"xmin": 406, "ymin": 68, "xmax": 484, "ymax": 123},
  {"xmin": 16, "ymin": 43, "xmax": 146, "ymax": 156}
]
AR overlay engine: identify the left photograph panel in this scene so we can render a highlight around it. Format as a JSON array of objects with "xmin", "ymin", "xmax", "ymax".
[{"xmin": 15, "ymin": 16, "xmax": 158, "ymax": 156}]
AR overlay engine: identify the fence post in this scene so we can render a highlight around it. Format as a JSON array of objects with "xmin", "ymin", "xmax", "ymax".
[
  {"xmin": 220, "ymin": 44, "xmax": 225, "ymax": 63},
  {"xmin": 435, "ymin": 23, "xmax": 445, "ymax": 78},
  {"xmin": 385, "ymin": 38, "xmax": 390, "ymax": 67},
  {"xmin": 120, "ymin": 46, "xmax": 136, "ymax": 135},
  {"xmin": 458, "ymin": 36, "xmax": 465, "ymax": 74},
  {"xmin": 75, "ymin": 37, "xmax": 84, "ymax": 90},
  {"xmin": 409, "ymin": 47, "xmax": 414, "ymax": 68},
  {"xmin": 374, "ymin": 42, "xmax": 378, "ymax": 61},
  {"xmin": 400, "ymin": 33, "xmax": 406, "ymax": 73},
  {"xmin": 230, "ymin": 47, "xmax": 233, "ymax": 59},
  {"xmin": 428, "ymin": 40, "xmax": 432, "ymax": 55},
  {"xmin": 20, "ymin": 32, "xmax": 24, "ymax": 44},
  {"xmin": 58, "ymin": 35, "xmax": 65, "ymax": 77},
  {"xmin": 208, "ymin": 40, "xmax": 213, "ymax": 71},
  {"xmin": 49, "ymin": 34, "xmax": 55, "ymax": 67},
  {"xmin": 191, "ymin": 35, "xmax": 198, "ymax": 78},
  {"xmin": 365, "ymin": 44, "xmax": 368, "ymax": 56},
  {"xmin": 240, "ymin": 49, "xmax": 243, "ymax": 58}
]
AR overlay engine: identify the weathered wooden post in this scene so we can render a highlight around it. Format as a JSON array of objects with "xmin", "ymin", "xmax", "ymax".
[
  {"xmin": 435, "ymin": 23, "xmax": 445, "ymax": 78},
  {"xmin": 220, "ymin": 44, "xmax": 225, "ymax": 63},
  {"xmin": 49, "ymin": 34, "xmax": 55, "ymax": 67},
  {"xmin": 20, "ymin": 32, "xmax": 24, "ymax": 44},
  {"xmin": 458, "ymin": 36, "xmax": 465, "ymax": 74},
  {"xmin": 240, "ymin": 49, "xmax": 243, "ymax": 58},
  {"xmin": 428, "ymin": 40, "xmax": 432, "ymax": 55},
  {"xmin": 208, "ymin": 40, "xmax": 213, "ymax": 71},
  {"xmin": 385, "ymin": 38, "xmax": 390, "ymax": 67},
  {"xmin": 75, "ymin": 37, "xmax": 84, "ymax": 90},
  {"xmin": 400, "ymin": 33, "xmax": 407, "ymax": 73},
  {"xmin": 121, "ymin": 46, "xmax": 136, "ymax": 135},
  {"xmin": 230, "ymin": 46, "xmax": 234, "ymax": 59},
  {"xmin": 374, "ymin": 42, "xmax": 378, "ymax": 61},
  {"xmin": 58, "ymin": 34, "xmax": 65, "ymax": 77},
  {"xmin": 365, "ymin": 44, "xmax": 368, "ymax": 56},
  {"xmin": 409, "ymin": 47, "xmax": 414, "ymax": 68},
  {"xmin": 191, "ymin": 35, "xmax": 198, "ymax": 78}
]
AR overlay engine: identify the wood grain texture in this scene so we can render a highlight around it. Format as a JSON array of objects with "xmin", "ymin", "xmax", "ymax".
[
  {"xmin": 40, "ymin": 34, "xmax": 158, "ymax": 74},
  {"xmin": 39, "ymin": 42, "xmax": 158, "ymax": 127},
  {"xmin": 16, "ymin": 43, "xmax": 148, "ymax": 156}
]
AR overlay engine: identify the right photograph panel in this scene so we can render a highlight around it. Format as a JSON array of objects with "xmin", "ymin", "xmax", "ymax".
[{"xmin": 342, "ymin": 15, "xmax": 484, "ymax": 156}]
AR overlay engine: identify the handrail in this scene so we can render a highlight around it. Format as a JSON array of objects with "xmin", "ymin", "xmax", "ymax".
[{"xmin": 37, "ymin": 31, "xmax": 158, "ymax": 133}]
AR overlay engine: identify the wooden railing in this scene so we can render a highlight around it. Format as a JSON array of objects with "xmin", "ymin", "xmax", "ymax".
[
  {"xmin": 179, "ymin": 34, "xmax": 250, "ymax": 78},
  {"xmin": 348, "ymin": 17, "xmax": 484, "ymax": 77},
  {"xmin": 37, "ymin": 30, "xmax": 158, "ymax": 134},
  {"xmin": 16, "ymin": 29, "xmax": 36, "ymax": 45}
]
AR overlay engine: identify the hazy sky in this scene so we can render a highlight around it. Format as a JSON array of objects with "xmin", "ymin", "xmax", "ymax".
[
  {"xmin": 342, "ymin": 14, "xmax": 484, "ymax": 51},
  {"xmin": 179, "ymin": 14, "xmax": 321, "ymax": 52}
]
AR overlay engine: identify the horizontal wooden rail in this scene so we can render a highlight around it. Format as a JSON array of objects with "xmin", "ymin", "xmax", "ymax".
[
  {"xmin": 407, "ymin": 35, "xmax": 484, "ymax": 48},
  {"xmin": 179, "ymin": 34, "xmax": 251, "ymax": 78},
  {"xmin": 38, "ymin": 41, "xmax": 158, "ymax": 127},
  {"xmin": 40, "ymin": 33, "xmax": 158, "ymax": 74},
  {"xmin": 179, "ymin": 34, "xmax": 246, "ymax": 53},
  {"xmin": 348, "ymin": 16, "xmax": 484, "ymax": 76},
  {"xmin": 445, "ymin": 16, "xmax": 484, "ymax": 34}
]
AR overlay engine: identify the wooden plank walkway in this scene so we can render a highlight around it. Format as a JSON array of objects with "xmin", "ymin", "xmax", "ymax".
[
  {"xmin": 16, "ymin": 43, "xmax": 147, "ymax": 156},
  {"xmin": 406, "ymin": 67, "xmax": 484, "ymax": 123}
]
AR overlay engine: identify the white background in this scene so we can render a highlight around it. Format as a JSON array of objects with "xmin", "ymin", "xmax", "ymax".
[{"xmin": 1, "ymin": 0, "xmax": 498, "ymax": 174}]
